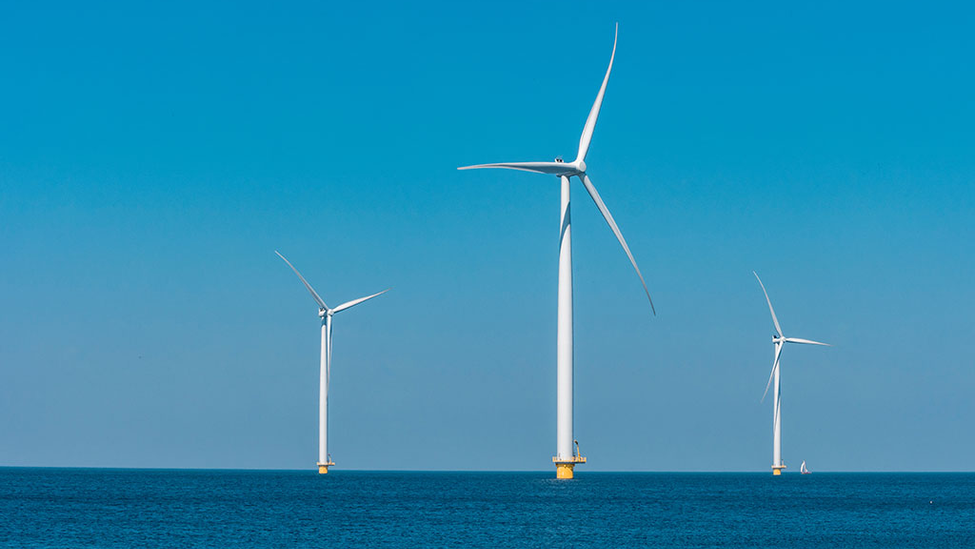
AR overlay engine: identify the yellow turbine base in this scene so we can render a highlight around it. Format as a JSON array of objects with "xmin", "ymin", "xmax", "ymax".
[
  {"xmin": 318, "ymin": 461, "xmax": 335, "ymax": 475},
  {"xmin": 553, "ymin": 456, "xmax": 586, "ymax": 479},
  {"xmin": 772, "ymin": 465, "xmax": 786, "ymax": 476}
]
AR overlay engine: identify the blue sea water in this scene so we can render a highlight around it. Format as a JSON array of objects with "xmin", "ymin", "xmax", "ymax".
[{"xmin": 1, "ymin": 468, "xmax": 973, "ymax": 548}]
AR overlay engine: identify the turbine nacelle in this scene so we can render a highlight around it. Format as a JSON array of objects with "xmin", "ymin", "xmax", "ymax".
[
  {"xmin": 556, "ymin": 160, "xmax": 586, "ymax": 178},
  {"xmin": 547, "ymin": 159, "xmax": 586, "ymax": 177},
  {"xmin": 551, "ymin": 156, "xmax": 587, "ymax": 176}
]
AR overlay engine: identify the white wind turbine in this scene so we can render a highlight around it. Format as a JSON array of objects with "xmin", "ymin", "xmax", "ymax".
[
  {"xmin": 276, "ymin": 251, "xmax": 388, "ymax": 474},
  {"xmin": 754, "ymin": 271, "xmax": 830, "ymax": 476},
  {"xmin": 458, "ymin": 24, "xmax": 654, "ymax": 479}
]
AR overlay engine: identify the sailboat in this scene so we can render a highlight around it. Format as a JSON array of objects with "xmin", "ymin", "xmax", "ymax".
[{"xmin": 800, "ymin": 461, "xmax": 811, "ymax": 474}]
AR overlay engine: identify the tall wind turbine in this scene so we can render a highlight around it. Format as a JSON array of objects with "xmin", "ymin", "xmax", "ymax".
[
  {"xmin": 276, "ymin": 251, "xmax": 388, "ymax": 474},
  {"xmin": 458, "ymin": 24, "xmax": 654, "ymax": 479},
  {"xmin": 754, "ymin": 271, "xmax": 830, "ymax": 476}
]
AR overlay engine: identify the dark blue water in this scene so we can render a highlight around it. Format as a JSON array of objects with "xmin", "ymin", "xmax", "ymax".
[{"xmin": 2, "ymin": 469, "xmax": 973, "ymax": 548}]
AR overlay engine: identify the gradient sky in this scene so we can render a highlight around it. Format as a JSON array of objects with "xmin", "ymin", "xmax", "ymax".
[{"xmin": 1, "ymin": 1, "xmax": 973, "ymax": 472}]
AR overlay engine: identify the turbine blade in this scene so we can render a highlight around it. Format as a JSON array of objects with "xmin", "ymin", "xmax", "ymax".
[
  {"xmin": 576, "ymin": 23, "xmax": 618, "ymax": 163},
  {"xmin": 785, "ymin": 337, "xmax": 831, "ymax": 347},
  {"xmin": 580, "ymin": 173, "xmax": 654, "ymax": 315},
  {"xmin": 276, "ymin": 251, "xmax": 328, "ymax": 310},
  {"xmin": 753, "ymin": 271, "xmax": 782, "ymax": 337},
  {"xmin": 761, "ymin": 343, "xmax": 783, "ymax": 403},
  {"xmin": 457, "ymin": 162, "xmax": 575, "ymax": 176},
  {"xmin": 332, "ymin": 289, "xmax": 389, "ymax": 314}
]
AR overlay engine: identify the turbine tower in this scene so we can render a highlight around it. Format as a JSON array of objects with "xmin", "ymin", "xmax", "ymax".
[
  {"xmin": 458, "ymin": 24, "xmax": 654, "ymax": 479},
  {"xmin": 754, "ymin": 271, "xmax": 830, "ymax": 476},
  {"xmin": 276, "ymin": 251, "xmax": 388, "ymax": 474}
]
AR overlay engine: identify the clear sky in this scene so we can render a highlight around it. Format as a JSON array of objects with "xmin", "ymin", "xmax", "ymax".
[{"xmin": 1, "ymin": 1, "xmax": 973, "ymax": 472}]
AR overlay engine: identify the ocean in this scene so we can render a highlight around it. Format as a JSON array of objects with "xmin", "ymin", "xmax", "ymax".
[{"xmin": 1, "ymin": 468, "xmax": 972, "ymax": 547}]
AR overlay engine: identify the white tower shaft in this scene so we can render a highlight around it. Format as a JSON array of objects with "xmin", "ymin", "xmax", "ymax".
[
  {"xmin": 553, "ymin": 175, "xmax": 586, "ymax": 479},
  {"xmin": 557, "ymin": 175, "xmax": 574, "ymax": 462},
  {"xmin": 319, "ymin": 317, "xmax": 330, "ymax": 468},
  {"xmin": 772, "ymin": 345, "xmax": 783, "ymax": 474}
]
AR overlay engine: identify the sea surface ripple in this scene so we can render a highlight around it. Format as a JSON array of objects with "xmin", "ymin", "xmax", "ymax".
[{"xmin": 2, "ymin": 469, "xmax": 973, "ymax": 547}]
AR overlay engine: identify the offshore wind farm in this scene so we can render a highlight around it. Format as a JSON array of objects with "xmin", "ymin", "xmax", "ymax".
[{"xmin": 2, "ymin": 2, "xmax": 975, "ymax": 547}]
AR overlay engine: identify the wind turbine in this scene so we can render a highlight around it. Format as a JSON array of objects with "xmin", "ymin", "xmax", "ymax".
[
  {"xmin": 276, "ymin": 250, "xmax": 388, "ymax": 474},
  {"xmin": 458, "ymin": 24, "xmax": 654, "ymax": 479},
  {"xmin": 754, "ymin": 271, "xmax": 830, "ymax": 476}
]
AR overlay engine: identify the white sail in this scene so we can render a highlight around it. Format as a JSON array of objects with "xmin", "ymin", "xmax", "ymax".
[{"xmin": 800, "ymin": 461, "xmax": 807, "ymax": 473}]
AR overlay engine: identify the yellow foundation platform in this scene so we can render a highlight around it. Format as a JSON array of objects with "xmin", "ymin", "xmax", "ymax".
[
  {"xmin": 772, "ymin": 465, "xmax": 786, "ymax": 476},
  {"xmin": 318, "ymin": 461, "xmax": 336, "ymax": 474},
  {"xmin": 553, "ymin": 456, "xmax": 587, "ymax": 479}
]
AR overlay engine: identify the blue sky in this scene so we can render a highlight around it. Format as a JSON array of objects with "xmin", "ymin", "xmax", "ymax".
[{"xmin": 1, "ymin": 1, "xmax": 973, "ymax": 471}]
